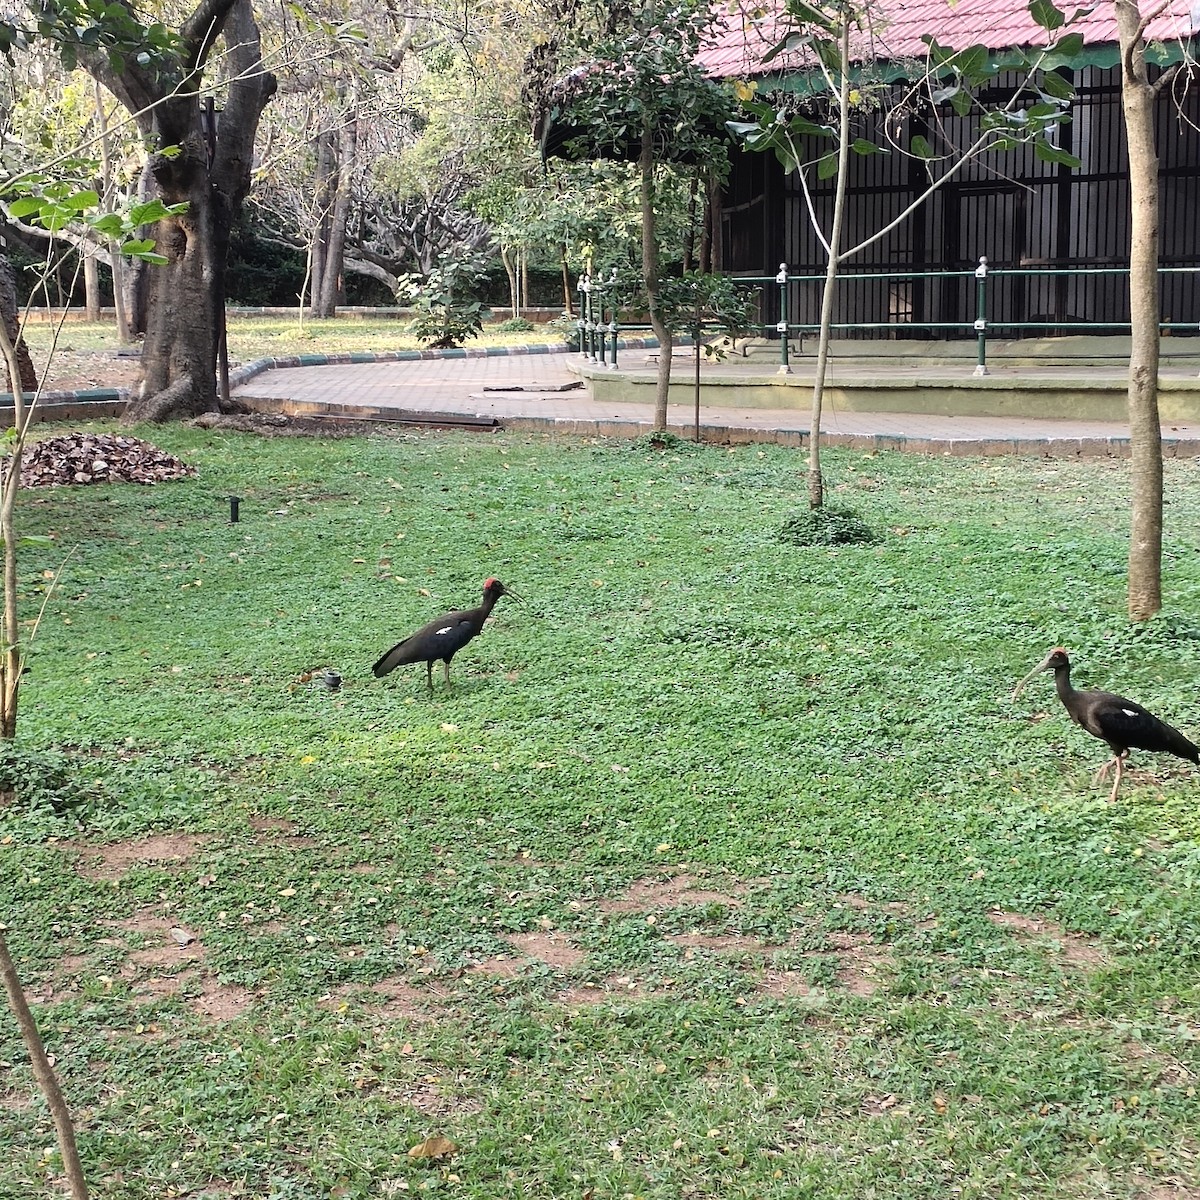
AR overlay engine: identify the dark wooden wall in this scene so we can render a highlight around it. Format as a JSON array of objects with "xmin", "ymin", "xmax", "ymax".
[{"xmin": 721, "ymin": 65, "xmax": 1200, "ymax": 338}]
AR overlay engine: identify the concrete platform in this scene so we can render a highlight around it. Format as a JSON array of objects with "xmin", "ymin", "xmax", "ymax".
[
  {"xmin": 579, "ymin": 335, "xmax": 1200, "ymax": 423},
  {"xmin": 229, "ymin": 343, "xmax": 1200, "ymax": 458}
]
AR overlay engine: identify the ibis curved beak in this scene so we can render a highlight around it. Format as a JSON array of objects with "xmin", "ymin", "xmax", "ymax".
[
  {"xmin": 1011, "ymin": 653, "xmax": 1056, "ymax": 703},
  {"xmin": 504, "ymin": 587, "xmax": 523, "ymax": 602}
]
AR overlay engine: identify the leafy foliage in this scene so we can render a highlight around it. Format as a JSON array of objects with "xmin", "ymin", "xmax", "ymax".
[
  {"xmin": 398, "ymin": 251, "xmax": 490, "ymax": 348},
  {"xmin": 494, "ymin": 316, "xmax": 536, "ymax": 333},
  {"xmin": 779, "ymin": 503, "xmax": 877, "ymax": 545}
]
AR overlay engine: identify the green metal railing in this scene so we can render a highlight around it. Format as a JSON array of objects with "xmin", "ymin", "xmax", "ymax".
[
  {"xmin": 575, "ymin": 259, "xmax": 1199, "ymax": 376},
  {"xmin": 735, "ymin": 259, "xmax": 1200, "ymax": 376}
]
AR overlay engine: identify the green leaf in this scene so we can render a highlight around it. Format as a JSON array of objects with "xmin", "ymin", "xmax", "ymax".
[
  {"xmin": 816, "ymin": 152, "xmax": 839, "ymax": 179},
  {"xmin": 1040, "ymin": 71, "xmax": 1076, "ymax": 101},
  {"xmin": 850, "ymin": 138, "xmax": 885, "ymax": 156},
  {"xmin": 949, "ymin": 89, "xmax": 973, "ymax": 117},
  {"xmin": 955, "ymin": 44, "xmax": 991, "ymax": 82},
  {"xmin": 1029, "ymin": 0, "xmax": 1065, "ymax": 31},
  {"xmin": 1053, "ymin": 32, "xmax": 1084, "ymax": 58},
  {"xmin": 65, "ymin": 189, "xmax": 100, "ymax": 211},
  {"xmin": 910, "ymin": 134, "xmax": 934, "ymax": 160},
  {"xmin": 6, "ymin": 197, "xmax": 43, "ymax": 219},
  {"xmin": 784, "ymin": 1, "xmax": 839, "ymax": 32},
  {"xmin": 1034, "ymin": 139, "xmax": 1081, "ymax": 168}
]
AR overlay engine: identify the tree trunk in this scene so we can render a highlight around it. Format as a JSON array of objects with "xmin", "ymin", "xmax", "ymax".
[
  {"xmin": 0, "ymin": 930, "xmax": 89, "ymax": 1196},
  {"xmin": 99, "ymin": 0, "xmax": 274, "ymax": 423},
  {"xmin": 807, "ymin": 14, "xmax": 853, "ymax": 510},
  {"xmin": 560, "ymin": 244, "xmax": 574, "ymax": 315},
  {"xmin": 707, "ymin": 172, "xmax": 723, "ymax": 273},
  {"xmin": 312, "ymin": 131, "xmax": 336, "ymax": 312},
  {"xmin": 315, "ymin": 114, "xmax": 355, "ymax": 318},
  {"xmin": 82, "ymin": 245, "xmax": 101, "ymax": 321},
  {"xmin": 0, "ymin": 255, "xmax": 37, "ymax": 393},
  {"xmin": 0, "ymin": 305, "xmax": 27, "ymax": 741},
  {"xmin": 640, "ymin": 121, "xmax": 672, "ymax": 430},
  {"xmin": 1116, "ymin": 0, "xmax": 1163, "ymax": 620},
  {"xmin": 501, "ymin": 246, "xmax": 518, "ymax": 315},
  {"xmin": 93, "ymin": 78, "xmax": 131, "ymax": 344}
]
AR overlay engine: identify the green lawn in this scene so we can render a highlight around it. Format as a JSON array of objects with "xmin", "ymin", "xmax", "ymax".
[
  {"xmin": 21, "ymin": 315, "xmax": 568, "ymax": 364},
  {"xmin": 3, "ymin": 427, "xmax": 1199, "ymax": 1199}
]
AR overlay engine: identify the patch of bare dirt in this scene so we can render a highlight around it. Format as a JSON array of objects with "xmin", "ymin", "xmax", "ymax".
[
  {"xmin": 758, "ymin": 969, "xmax": 821, "ymax": 1000},
  {"xmin": 61, "ymin": 833, "xmax": 210, "ymax": 881},
  {"xmin": 469, "ymin": 954, "xmax": 524, "ymax": 979},
  {"xmin": 135, "ymin": 970, "xmax": 200, "ymax": 1001},
  {"xmin": 247, "ymin": 817, "xmax": 318, "ymax": 850},
  {"xmin": 596, "ymin": 874, "xmax": 747, "ymax": 913},
  {"xmin": 191, "ymin": 977, "xmax": 256, "ymax": 1021},
  {"xmin": 192, "ymin": 412, "xmax": 365, "ymax": 438},
  {"xmin": 669, "ymin": 932, "xmax": 780, "ymax": 956},
  {"xmin": 987, "ymin": 910, "xmax": 1108, "ymax": 970},
  {"xmin": 320, "ymin": 975, "xmax": 448, "ymax": 1020},
  {"xmin": 826, "ymin": 931, "xmax": 893, "ymax": 997},
  {"xmin": 38, "ymin": 348, "xmax": 141, "ymax": 393},
  {"xmin": 248, "ymin": 816, "xmax": 295, "ymax": 833},
  {"xmin": 0, "ymin": 1088, "xmax": 34, "ymax": 1112},
  {"xmin": 557, "ymin": 975, "xmax": 656, "ymax": 1007},
  {"xmin": 504, "ymin": 931, "xmax": 586, "ymax": 970},
  {"xmin": 389, "ymin": 1081, "xmax": 483, "ymax": 1118}
]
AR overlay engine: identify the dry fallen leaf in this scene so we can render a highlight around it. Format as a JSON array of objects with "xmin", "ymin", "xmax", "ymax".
[{"xmin": 407, "ymin": 1134, "xmax": 456, "ymax": 1161}]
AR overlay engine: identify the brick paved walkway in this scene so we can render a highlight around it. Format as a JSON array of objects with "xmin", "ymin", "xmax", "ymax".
[{"xmin": 232, "ymin": 348, "xmax": 1200, "ymax": 457}]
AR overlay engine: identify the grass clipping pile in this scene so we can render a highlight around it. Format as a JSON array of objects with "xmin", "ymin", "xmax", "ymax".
[{"xmin": 12, "ymin": 433, "xmax": 196, "ymax": 488}]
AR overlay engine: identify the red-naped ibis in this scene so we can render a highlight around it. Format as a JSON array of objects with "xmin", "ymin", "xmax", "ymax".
[
  {"xmin": 372, "ymin": 578, "xmax": 521, "ymax": 694},
  {"xmin": 1012, "ymin": 647, "xmax": 1198, "ymax": 800}
]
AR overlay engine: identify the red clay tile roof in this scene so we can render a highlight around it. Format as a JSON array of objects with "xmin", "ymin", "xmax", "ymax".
[{"xmin": 698, "ymin": 0, "xmax": 1199, "ymax": 78}]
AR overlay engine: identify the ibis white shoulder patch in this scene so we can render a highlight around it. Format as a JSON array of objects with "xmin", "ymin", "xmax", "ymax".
[
  {"xmin": 1121, "ymin": 708, "xmax": 1138, "ymax": 718},
  {"xmin": 435, "ymin": 625, "xmax": 454, "ymax": 635}
]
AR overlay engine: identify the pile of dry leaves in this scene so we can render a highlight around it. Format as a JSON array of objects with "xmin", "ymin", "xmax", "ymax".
[{"xmin": 9, "ymin": 432, "xmax": 196, "ymax": 488}]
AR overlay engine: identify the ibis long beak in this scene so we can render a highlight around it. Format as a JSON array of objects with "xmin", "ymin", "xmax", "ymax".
[
  {"xmin": 505, "ymin": 588, "xmax": 523, "ymax": 603},
  {"xmin": 1011, "ymin": 653, "xmax": 1056, "ymax": 702}
]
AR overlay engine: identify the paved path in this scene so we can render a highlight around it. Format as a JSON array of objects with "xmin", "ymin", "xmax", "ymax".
[{"xmin": 232, "ymin": 348, "xmax": 1200, "ymax": 456}]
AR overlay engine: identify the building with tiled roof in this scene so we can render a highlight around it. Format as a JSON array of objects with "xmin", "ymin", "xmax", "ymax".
[
  {"xmin": 701, "ymin": 0, "xmax": 1199, "ymax": 340},
  {"xmin": 699, "ymin": 0, "xmax": 1198, "ymax": 79}
]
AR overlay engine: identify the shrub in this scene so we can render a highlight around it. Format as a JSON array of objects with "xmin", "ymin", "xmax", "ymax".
[
  {"xmin": 779, "ymin": 505, "xmax": 877, "ymax": 546},
  {"xmin": 494, "ymin": 316, "xmax": 536, "ymax": 334},
  {"xmin": 396, "ymin": 253, "xmax": 488, "ymax": 349}
]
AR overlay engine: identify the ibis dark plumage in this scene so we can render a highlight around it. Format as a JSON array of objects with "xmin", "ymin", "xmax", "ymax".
[
  {"xmin": 1012, "ymin": 647, "xmax": 1198, "ymax": 800},
  {"xmin": 372, "ymin": 578, "xmax": 520, "ymax": 694}
]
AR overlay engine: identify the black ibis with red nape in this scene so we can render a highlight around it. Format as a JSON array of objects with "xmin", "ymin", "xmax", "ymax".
[
  {"xmin": 372, "ymin": 578, "xmax": 521, "ymax": 695},
  {"xmin": 1012, "ymin": 647, "xmax": 1198, "ymax": 800}
]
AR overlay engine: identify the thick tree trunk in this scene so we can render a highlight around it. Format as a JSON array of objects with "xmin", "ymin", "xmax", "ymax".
[
  {"xmin": 1116, "ymin": 0, "xmax": 1164, "ymax": 620},
  {"xmin": 95, "ymin": 0, "xmax": 274, "ymax": 423},
  {"xmin": 640, "ymin": 122, "xmax": 672, "ymax": 430},
  {"xmin": 130, "ymin": 154, "xmax": 225, "ymax": 420},
  {"xmin": 0, "ymin": 255, "xmax": 37, "ymax": 393}
]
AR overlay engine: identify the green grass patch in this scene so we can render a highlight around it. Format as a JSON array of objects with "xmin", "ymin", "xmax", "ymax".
[
  {"xmin": 21, "ymin": 316, "xmax": 568, "ymax": 364},
  {"xmin": 3, "ymin": 430, "xmax": 1200, "ymax": 1198}
]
